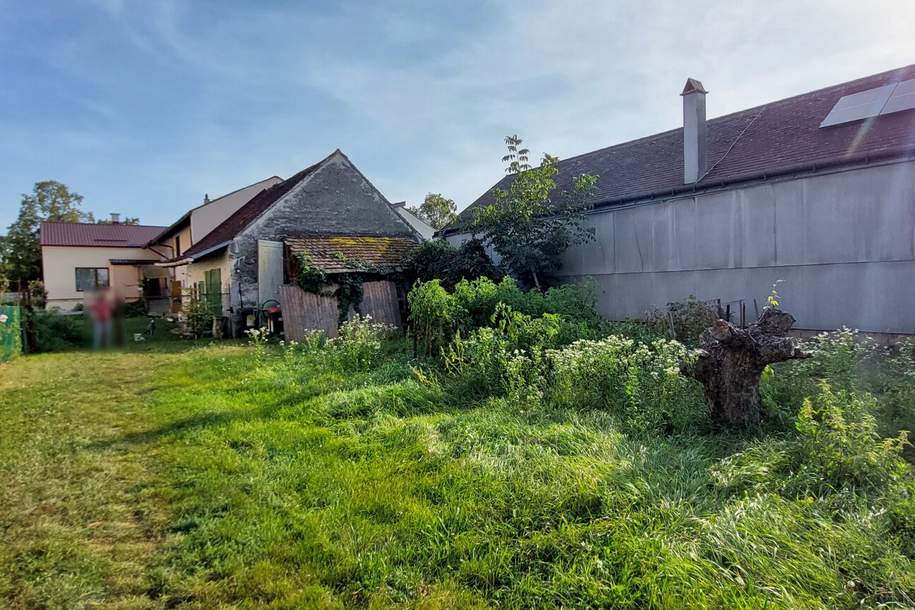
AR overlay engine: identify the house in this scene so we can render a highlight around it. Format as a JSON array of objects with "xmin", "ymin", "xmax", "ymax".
[
  {"xmin": 157, "ymin": 149, "xmax": 422, "ymax": 334},
  {"xmin": 38, "ymin": 176, "xmax": 282, "ymax": 312},
  {"xmin": 40, "ymin": 219, "xmax": 168, "ymax": 310},
  {"xmin": 148, "ymin": 176, "xmax": 282, "ymax": 310},
  {"xmin": 444, "ymin": 64, "xmax": 915, "ymax": 335}
]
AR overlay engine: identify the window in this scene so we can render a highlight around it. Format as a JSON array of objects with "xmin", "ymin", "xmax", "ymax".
[
  {"xmin": 75, "ymin": 267, "xmax": 110, "ymax": 291},
  {"xmin": 175, "ymin": 235, "xmax": 182, "ymax": 256}
]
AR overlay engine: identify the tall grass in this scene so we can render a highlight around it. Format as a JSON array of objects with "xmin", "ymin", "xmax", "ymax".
[
  {"xmin": 139, "ymin": 327, "xmax": 913, "ymax": 608},
  {"xmin": 0, "ymin": 321, "xmax": 912, "ymax": 608}
]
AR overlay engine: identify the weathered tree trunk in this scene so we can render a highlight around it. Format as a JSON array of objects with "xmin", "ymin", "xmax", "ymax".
[{"xmin": 688, "ymin": 308, "xmax": 809, "ymax": 427}]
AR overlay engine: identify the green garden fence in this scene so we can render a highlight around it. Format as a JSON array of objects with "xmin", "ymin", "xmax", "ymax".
[{"xmin": 0, "ymin": 305, "xmax": 22, "ymax": 362}]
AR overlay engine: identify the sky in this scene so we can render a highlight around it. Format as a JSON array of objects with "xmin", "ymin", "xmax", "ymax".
[{"xmin": 1, "ymin": 0, "xmax": 914, "ymax": 229}]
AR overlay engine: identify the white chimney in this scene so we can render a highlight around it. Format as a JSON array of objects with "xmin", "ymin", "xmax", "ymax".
[
  {"xmin": 681, "ymin": 78, "xmax": 708, "ymax": 184},
  {"xmin": 110, "ymin": 212, "xmax": 120, "ymax": 224}
]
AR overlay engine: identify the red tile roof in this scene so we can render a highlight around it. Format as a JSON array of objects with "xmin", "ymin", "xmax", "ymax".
[
  {"xmin": 448, "ymin": 64, "xmax": 915, "ymax": 232},
  {"xmin": 40, "ymin": 222, "xmax": 166, "ymax": 248},
  {"xmin": 285, "ymin": 234, "xmax": 418, "ymax": 273}
]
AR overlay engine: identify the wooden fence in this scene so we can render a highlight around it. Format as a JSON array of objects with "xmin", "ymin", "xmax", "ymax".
[
  {"xmin": 280, "ymin": 280, "xmax": 402, "ymax": 341},
  {"xmin": 360, "ymin": 280, "xmax": 402, "ymax": 328}
]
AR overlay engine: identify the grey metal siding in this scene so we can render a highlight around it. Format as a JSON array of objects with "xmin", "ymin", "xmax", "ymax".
[{"xmin": 449, "ymin": 159, "xmax": 915, "ymax": 333}]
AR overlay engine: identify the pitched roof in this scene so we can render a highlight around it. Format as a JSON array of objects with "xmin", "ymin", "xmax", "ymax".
[
  {"xmin": 40, "ymin": 222, "xmax": 166, "ymax": 248},
  {"xmin": 180, "ymin": 155, "xmax": 332, "ymax": 259},
  {"xmin": 390, "ymin": 201, "xmax": 436, "ymax": 240},
  {"xmin": 447, "ymin": 63, "xmax": 915, "ymax": 233},
  {"xmin": 285, "ymin": 234, "xmax": 418, "ymax": 273}
]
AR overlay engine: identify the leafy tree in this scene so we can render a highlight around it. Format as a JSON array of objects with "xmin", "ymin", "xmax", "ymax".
[
  {"xmin": 501, "ymin": 134, "xmax": 531, "ymax": 174},
  {"xmin": 407, "ymin": 193, "xmax": 457, "ymax": 230},
  {"xmin": 2, "ymin": 181, "xmax": 92, "ymax": 288},
  {"xmin": 473, "ymin": 136, "xmax": 597, "ymax": 290}
]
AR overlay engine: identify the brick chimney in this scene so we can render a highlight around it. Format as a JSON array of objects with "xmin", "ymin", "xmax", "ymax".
[
  {"xmin": 681, "ymin": 78, "xmax": 708, "ymax": 184},
  {"xmin": 110, "ymin": 212, "xmax": 120, "ymax": 224}
]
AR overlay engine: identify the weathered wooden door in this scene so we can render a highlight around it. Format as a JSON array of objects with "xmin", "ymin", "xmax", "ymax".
[
  {"xmin": 258, "ymin": 240, "xmax": 284, "ymax": 307},
  {"xmin": 360, "ymin": 280, "xmax": 402, "ymax": 328},
  {"xmin": 280, "ymin": 284, "xmax": 340, "ymax": 339}
]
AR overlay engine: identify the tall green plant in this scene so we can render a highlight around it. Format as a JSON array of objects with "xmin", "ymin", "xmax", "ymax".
[{"xmin": 473, "ymin": 136, "xmax": 597, "ymax": 289}]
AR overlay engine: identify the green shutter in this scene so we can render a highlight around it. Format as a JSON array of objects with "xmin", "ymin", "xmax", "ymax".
[{"xmin": 204, "ymin": 269, "xmax": 222, "ymax": 315}]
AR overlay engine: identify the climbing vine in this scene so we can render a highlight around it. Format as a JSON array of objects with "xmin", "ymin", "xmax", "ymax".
[
  {"xmin": 294, "ymin": 252, "xmax": 327, "ymax": 293},
  {"xmin": 335, "ymin": 274, "xmax": 365, "ymax": 325},
  {"xmin": 293, "ymin": 251, "xmax": 383, "ymax": 325}
]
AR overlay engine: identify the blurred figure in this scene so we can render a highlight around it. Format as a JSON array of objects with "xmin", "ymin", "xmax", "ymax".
[
  {"xmin": 111, "ymin": 289, "xmax": 127, "ymax": 346},
  {"xmin": 90, "ymin": 290, "xmax": 114, "ymax": 349}
]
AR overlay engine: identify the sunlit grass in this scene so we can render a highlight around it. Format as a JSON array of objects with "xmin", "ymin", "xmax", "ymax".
[{"xmin": 0, "ymin": 340, "xmax": 912, "ymax": 608}]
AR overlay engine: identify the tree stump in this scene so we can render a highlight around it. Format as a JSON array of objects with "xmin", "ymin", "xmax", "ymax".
[{"xmin": 688, "ymin": 307, "xmax": 810, "ymax": 427}]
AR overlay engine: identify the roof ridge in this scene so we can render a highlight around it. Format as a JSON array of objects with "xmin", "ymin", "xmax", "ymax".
[{"xmin": 188, "ymin": 175, "xmax": 284, "ymax": 213}]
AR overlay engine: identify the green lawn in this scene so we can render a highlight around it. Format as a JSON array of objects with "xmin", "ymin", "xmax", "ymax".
[{"xmin": 0, "ymin": 339, "xmax": 912, "ymax": 609}]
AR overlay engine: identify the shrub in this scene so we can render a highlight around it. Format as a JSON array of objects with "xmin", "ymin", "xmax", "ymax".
[
  {"xmin": 545, "ymin": 336, "xmax": 706, "ymax": 433},
  {"xmin": 866, "ymin": 339, "xmax": 915, "ymax": 439},
  {"xmin": 715, "ymin": 383, "xmax": 910, "ymax": 497},
  {"xmin": 760, "ymin": 328, "xmax": 888, "ymax": 424},
  {"xmin": 442, "ymin": 304, "xmax": 559, "ymax": 402},
  {"xmin": 795, "ymin": 383, "xmax": 909, "ymax": 493},
  {"xmin": 408, "ymin": 276, "xmax": 606, "ymax": 357},
  {"xmin": 27, "ymin": 310, "xmax": 91, "ymax": 352},
  {"xmin": 401, "ymin": 238, "xmax": 502, "ymax": 289},
  {"xmin": 645, "ymin": 296, "xmax": 719, "ymax": 346},
  {"xmin": 333, "ymin": 315, "xmax": 395, "ymax": 370},
  {"xmin": 407, "ymin": 279, "xmax": 462, "ymax": 357},
  {"xmin": 119, "ymin": 299, "xmax": 147, "ymax": 317}
]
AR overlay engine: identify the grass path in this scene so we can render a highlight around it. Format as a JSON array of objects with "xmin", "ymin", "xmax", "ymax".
[{"xmin": 0, "ymin": 348, "xmax": 187, "ymax": 609}]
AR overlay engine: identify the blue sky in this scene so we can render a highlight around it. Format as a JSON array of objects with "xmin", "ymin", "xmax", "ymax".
[{"xmin": 1, "ymin": 0, "xmax": 914, "ymax": 229}]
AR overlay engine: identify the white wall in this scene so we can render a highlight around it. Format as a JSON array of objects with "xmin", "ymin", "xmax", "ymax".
[
  {"xmin": 190, "ymin": 177, "xmax": 281, "ymax": 244},
  {"xmin": 41, "ymin": 246, "xmax": 162, "ymax": 310}
]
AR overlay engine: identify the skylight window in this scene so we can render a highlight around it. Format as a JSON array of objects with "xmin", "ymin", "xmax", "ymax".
[{"xmin": 820, "ymin": 78, "xmax": 915, "ymax": 128}]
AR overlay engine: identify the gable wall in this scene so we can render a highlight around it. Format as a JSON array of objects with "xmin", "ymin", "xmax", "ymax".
[{"xmin": 227, "ymin": 153, "xmax": 413, "ymax": 313}]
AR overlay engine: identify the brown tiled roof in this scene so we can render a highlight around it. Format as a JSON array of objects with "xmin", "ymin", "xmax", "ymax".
[
  {"xmin": 285, "ymin": 234, "xmax": 418, "ymax": 273},
  {"xmin": 447, "ymin": 64, "xmax": 915, "ymax": 233},
  {"xmin": 181, "ymin": 157, "xmax": 329, "ymax": 258},
  {"xmin": 40, "ymin": 222, "xmax": 166, "ymax": 248}
]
